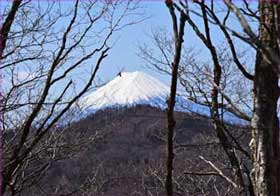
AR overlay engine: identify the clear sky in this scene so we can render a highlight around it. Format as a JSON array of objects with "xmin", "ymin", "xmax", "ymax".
[{"xmin": 96, "ymin": 1, "xmax": 174, "ymax": 84}]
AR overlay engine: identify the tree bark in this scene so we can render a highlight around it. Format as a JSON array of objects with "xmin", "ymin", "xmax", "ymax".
[{"xmin": 251, "ymin": 1, "xmax": 280, "ymax": 196}]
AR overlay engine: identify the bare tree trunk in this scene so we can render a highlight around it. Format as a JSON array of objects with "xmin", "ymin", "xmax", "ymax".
[
  {"xmin": 0, "ymin": 1, "xmax": 21, "ymax": 194},
  {"xmin": 251, "ymin": 1, "xmax": 280, "ymax": 196},
  {"xmin": 165, "ymin": 1, "xmax": 186, "ymax": 196},
  {"xmin": 0, "ymin": 0, "xmax": 21, "ymax": 58}
]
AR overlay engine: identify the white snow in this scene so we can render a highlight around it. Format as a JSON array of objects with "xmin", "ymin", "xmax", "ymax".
[{"xmin": 83, "ymin": 71, "xmax": 170, "ymax": 110}]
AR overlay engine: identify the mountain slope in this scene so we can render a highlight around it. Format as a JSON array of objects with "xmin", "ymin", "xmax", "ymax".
[
  {"xmin": 32, "ymin": 105, "xmax": 250, "ymax": 196},
  {"xmin": 83, "ymin": 71, "xmax": 170, "ymax": 110}
]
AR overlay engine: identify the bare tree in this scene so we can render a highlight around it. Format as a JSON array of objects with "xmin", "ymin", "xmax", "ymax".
[
  {"xmin": 245, "ymin": 2, "xmax": 280, "ymax": 196},
  {"xmin": 221, "ymin": 1, "xmax": 280, "ymax": 195},
  {"xmin": 165, "ymin": 1, "xmax": 186, "ymax": 196},
  {"xmin": 1, "ymin": 0, "xmax": 142, "ymax": 195},
  {"xmin": 139, "ymin": 1, "xmax": 257, "ymax": 195},
  {"xmin": 140, "ymin": 1, "xmax": 280, "ymax": 196}
]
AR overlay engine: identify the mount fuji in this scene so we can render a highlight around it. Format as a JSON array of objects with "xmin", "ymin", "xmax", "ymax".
[
  {"xmin": 81, "ymin": 71, "xmax": 247, "ymax": 124},
  {"xmin": 83, "ymin": 71, "xmax": 170, "ymax": 110}
]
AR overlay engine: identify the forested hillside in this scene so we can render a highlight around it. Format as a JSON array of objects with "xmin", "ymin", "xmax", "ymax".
[{"xmin": 23, "ymin": 105, "xmax": 250, "ymax": 196}]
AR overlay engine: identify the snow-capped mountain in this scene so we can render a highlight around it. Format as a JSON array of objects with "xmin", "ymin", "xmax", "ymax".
[
  {"xmin": 83, "ymin": 71, "xmax": 170, "ymax": 110},
  {"xmin": 81, "ymin": 71, "xmax": 248, "ymax": 124}
]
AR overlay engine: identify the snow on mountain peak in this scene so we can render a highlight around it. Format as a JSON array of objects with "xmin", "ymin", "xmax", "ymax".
[
  {"xmin": 80, "ymin": 71, "xmax": 247, "ymax": 125},
  {"xmin": 83, "ymin": 71, "xmax": 170, "ymax": 110}
]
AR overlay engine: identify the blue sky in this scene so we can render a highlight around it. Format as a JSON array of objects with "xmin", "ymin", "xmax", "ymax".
[
  {"xmin": 96, "ymin": 1, "xmax": 257, "ymax": 85},
  {"xmin": 97, "ymin": 2, "xmax": 173, "ymax": 84},
  {"xmin": 2, "ymin": 1, "xmax": 257, "ymax": 97}
]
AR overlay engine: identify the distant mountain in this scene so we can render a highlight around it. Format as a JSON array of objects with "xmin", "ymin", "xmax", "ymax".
[
  {"xmin": 83, "ymin": 71, "xmax": 170, "ymax": 110},
  {"xmin": 81, "ymin": 71, "xmax": 247, "ymax": 124}
]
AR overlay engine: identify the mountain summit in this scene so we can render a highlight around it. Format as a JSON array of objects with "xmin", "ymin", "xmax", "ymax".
[{"xmin": 83, "ymin": 71, "xmax": 170, "ymax": 110}]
